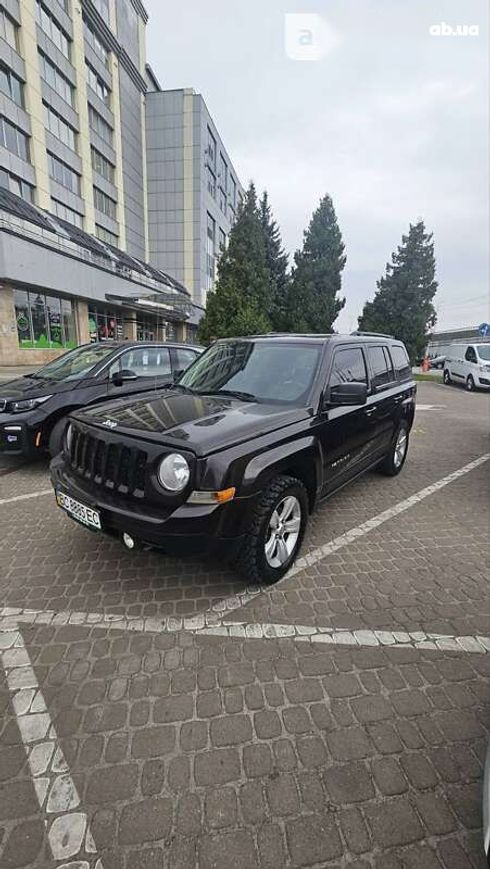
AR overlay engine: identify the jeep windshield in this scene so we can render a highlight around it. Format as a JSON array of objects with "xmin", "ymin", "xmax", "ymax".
[
  {"xmin": 179, "ymin": 340, "xmax": 321, "ymax": 405},
  {"xmin": 29, "ymin": 344, "xmax": 117, "ymax": 382}
]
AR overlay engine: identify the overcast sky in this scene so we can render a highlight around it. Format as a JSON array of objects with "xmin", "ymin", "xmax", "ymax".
[{"xmin": 145, "ymin": 0, "xmax": 488, "ymax": 333}]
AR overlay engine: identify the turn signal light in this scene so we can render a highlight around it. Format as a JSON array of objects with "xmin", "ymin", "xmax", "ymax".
[{"xmin": 188, "ymin": 487, "xmax": 236, "ymax": 505}]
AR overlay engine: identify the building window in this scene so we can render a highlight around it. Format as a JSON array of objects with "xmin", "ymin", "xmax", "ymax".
[
  {"xmin": 83, "ymin": 18, "xmax": 109, "ymax": 66},
  {"xmin": 91, "ymin": 147, "xmax": 115, "ymax": 183},
  {"xmin": 230, "ymin": 175, "xmax": 237, "ymax": 207},
  {"xmin": 93, "ymin": 0, "xmax": 110, "ymax": 22},
  {"xmin": 0, "ymin": 63, "xmax": 23, "ymax": 106},
  {"xmin": 207, "ymin": 166, "xmax": 216, "ymax": 199},
  {"xmin": 207, "ymin": 127, "xmax": 216, "ymax": 170},
  {"xmin": 51, "ymin": 198, "xmax": 83, "ymax": 227},
  {"xmin": 93, "ymin": 186, "xmax": 117, "ymax": 219},
  {"xmin": 88, "ymin": 305, "xmax": 123, "ymax": 342},
  {"xmin": 86, "ymin": 63, "xmax": 110, "ymax": 106},
  {"xmin": 95, "ymin": 224, "xmax": 118, "ymax": 246},
  {"xmin": 0, "ymin": 169, "xmax": 34, "ymax": 201},
  {"xmin": 218, "ymin": 228, "xmax": 226, "ymax": 252},
  {"xmin": 14, "ymin": 289, "xmax": 76, "ymax": 349},
  {"xmin": 218, "ymin": 153, "xmax": 228, "ymax": 216},
  {"xmin": 0, "ymin": 116, "xmax": 29, "ymax": 161},
  {"xmin": 44, "ymin": 103, "xmax": 76, "ymax": 150},
  {"xmin": 206, "ymin": 212, "xmax": 216, "ymax": 292},
  {"xmin": 88, "ymin": 105, "xmax": 112, "ymax": 146},
  {"xmin": 38, "ymin": 53, "xmax": 73, "ymax": 106},
  {"xmin": 36, "ymin": 2, "xmax": 70, "ymax": 59},
  {"xmin": 0, "ymin": 7, "xmax": 18, "ymax": 49},
  {"xmin": 48, "ymin": 153, "xmax": 80, "ymax": 195},
  {"xmin": 218, "ymin": 186, "xmax": 227, "ymax": 216}
]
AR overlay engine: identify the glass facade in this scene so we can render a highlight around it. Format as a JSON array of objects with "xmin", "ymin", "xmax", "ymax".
[
  {"xmin": 0, "ymin": 63, "xmax": 23, "ymax": 106},
  {"xmin": 14, "ymin": 290, "xmax": 76, "ymax": 350},
  {"xmin": 0, "ymin": 116, "xmax": 29, "ymax": 161},
  {"xmin": 36, "ymin": 2, "xmax": 70, "ymax": 59},
  {"xmin": 88, "ymin": 305, "xmax": 124, "ymax": 342}
]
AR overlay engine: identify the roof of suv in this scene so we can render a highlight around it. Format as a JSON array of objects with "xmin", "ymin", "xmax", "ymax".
[{"xmin": 214, "ymin": 332, "xmax": 402, "ymax": 345}]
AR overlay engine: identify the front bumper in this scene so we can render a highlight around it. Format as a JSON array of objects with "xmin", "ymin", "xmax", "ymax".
[
  {"xmin": 50, "ymin": 454, "xmax": 258, "ymax": 557},
  {"xmin": 0, "ymin": 418, "xmax": 37, "ymax": 456}
]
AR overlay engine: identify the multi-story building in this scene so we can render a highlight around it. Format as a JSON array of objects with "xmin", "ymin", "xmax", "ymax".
[
  {"xmin": 0, "ymin": 0, "xmax": 148, "ymax": 257},
  {"xmin": 146, "ymin": 87, "xmax": 244, "ymax": 306}
]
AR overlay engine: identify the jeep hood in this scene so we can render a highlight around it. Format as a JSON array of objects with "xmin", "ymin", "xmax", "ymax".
[{"xmin": 75, "ymin": 390, "xmax": 310, "ymax": 455}]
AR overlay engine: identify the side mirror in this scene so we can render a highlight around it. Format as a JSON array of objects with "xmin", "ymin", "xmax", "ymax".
[
  {"xmin": 173, "ymin": 369, "xmax": 184, "ymax": 382},
  {"xmin": 111, "ymin": 369, "xmax": 138, "ymax": 386},
  {"xmin": 327, "ymin": 382, "xmax": 368, "ymax": 407}
]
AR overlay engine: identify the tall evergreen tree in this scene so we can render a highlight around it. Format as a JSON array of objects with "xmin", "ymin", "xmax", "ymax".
[
  {"xmin": 259, "ymin": 191, "xmax": 289, "ymax": 330},
  {"xmin": 358, "ymin": 221, "xmax": 438, "ymax": 362},
  {"xmin": 198, "ymin": 183, "xmax": 272, "ymax": 343},
  {"xmin": 285, "ymin": 194, "xmax": 346, "ymax": 333}
]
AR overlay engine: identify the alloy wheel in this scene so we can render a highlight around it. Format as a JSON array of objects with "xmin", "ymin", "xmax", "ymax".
[
  {"xmin": 264, "ymin": 495, "xmax": 302, "ymax": 568},
  {"xmin": 394, "ymin": 428, "xmax": 408, "ymax": 469}
]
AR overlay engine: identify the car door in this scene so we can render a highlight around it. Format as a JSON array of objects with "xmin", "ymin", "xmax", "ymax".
[
  {"xmin": 364, "ymin": 345, "xmax": 399, "ymax": 460},
  {"xmin": 320, "ymin": 344, "xmax": 373, "ymax": 495},
  {"xmin": 448, "ymin": 345, "xmax": 465, "ymax": 381},
  {"xmin": 106, "ymin": 345, "xmax": 173, "ymax": 400},
  {"xmin": 171, "ymin": 346, "xmax": 201, "ymax": 378}
]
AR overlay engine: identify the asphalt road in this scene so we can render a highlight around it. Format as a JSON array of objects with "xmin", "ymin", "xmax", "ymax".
[{"xmin": 0, "ymin": 381, "xmax": 489, "ymax": 869}]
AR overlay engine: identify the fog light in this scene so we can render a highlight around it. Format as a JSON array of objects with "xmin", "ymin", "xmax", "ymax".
[{"xmin": 122, "ymin": 532, "xmax": 136, "ymax": 550}]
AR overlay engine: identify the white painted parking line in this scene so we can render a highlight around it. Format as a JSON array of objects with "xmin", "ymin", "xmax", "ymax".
[
  {"xmin": 0, "ymin": 489, "xmax": 52, "ymax": 506},
  {"xmin": 1, "ymin": 607, "xmax": 488, "ymax": 655},
  {"xmin": 416, "ymin": 404, "xmax": 445, "ymax": 410},
  {"xmin": 0, "ymin": 631, "xmax": 103, "ymax": 868},
  {"xmin": 286, "ymin": 452, "xmax": 490, "ymax": 579}
]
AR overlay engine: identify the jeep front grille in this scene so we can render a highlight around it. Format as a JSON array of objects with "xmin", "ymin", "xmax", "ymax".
[{"xmin": 69, "ymin": 427, "xmax": 147, "ymax": 497}]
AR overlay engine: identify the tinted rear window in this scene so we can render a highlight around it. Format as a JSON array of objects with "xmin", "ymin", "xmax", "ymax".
[
  {"xmin": 367, "ymin": 345, "xmax": 394, "ymax": 389},
  {"xmin": 390, "ymin": 345, "xmax": 412, "ymax": 381}
]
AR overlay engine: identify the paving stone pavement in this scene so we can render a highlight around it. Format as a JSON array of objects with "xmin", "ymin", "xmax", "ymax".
[{"xmin": 0, "ymin": 382, "xmax": 489, "ymax": 868}]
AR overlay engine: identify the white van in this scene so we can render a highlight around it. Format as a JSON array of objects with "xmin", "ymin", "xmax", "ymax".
[{"xmin": 443, "ymin": 343, "xmax": 490, "ymax": 391}]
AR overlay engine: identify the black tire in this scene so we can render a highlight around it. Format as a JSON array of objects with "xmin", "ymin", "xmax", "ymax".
[
  {"xmin": 235, "ymin": 475, "xmax": 309, "ymax": 584},
  {"xmin": 466, "ymin": 375, "xmax": 475, "ymax": 392},
  {"xmin": 378, "ymin": 422, "xmax": 409, "ymax": 477},
  {"xmin": 443, "ymin": 369, "xmax": 451, "ymax": 385},
  {"xmin": 48, "ymin": 417, "xmax": 69, "ymax": 458}
]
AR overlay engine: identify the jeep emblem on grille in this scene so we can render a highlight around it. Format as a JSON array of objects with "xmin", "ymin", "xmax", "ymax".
[{"xmin": 103, "ymin": 419, "xmax": 117, "ymax": 428}]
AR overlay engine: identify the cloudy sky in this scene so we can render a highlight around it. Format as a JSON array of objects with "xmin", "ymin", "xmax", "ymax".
[{"xmin": 145, "ymin": 0, "xmax": 488, "ymax": 332}]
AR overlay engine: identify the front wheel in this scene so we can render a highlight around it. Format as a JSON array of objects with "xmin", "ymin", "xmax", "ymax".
[
  {"xmin": 443, "ymin": 369, "xmax": 452, "ymax": 385},
  {"xmin": 48, "ymin": 416, "xmax": 69, "ymax": 458},
  {"xmin": 235, "ymin": 475, "xmax": 308, "ymax": 584},
  {"xmin": 466, "ymin": 375, "xmax": 475, "ymax": 392},
  {"xmin": 378, "ymin": 422, "xmax": 409, "ymax": 477}
]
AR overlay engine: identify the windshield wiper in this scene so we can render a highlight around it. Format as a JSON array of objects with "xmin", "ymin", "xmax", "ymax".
[
  {"xmin": 162, "ymin": 382, "xmax": 196, "ymax": 394},
  {"xmin": 202, "ymin": 389, "xmax": 258, "ymax": 402}
]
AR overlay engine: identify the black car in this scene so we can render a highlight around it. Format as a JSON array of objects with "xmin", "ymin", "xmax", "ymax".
[
  {"xmin": 50, "ymin": 333, "xmax": 416, "ymax": 583},
  {"xmin": 0, "ymin": 341, "xmax": 202, "ymax": 458}
]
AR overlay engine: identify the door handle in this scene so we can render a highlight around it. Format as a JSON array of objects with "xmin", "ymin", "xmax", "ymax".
[{"xmin": 365, "ymin": 406, "xmax": 377, "ymax": 416}]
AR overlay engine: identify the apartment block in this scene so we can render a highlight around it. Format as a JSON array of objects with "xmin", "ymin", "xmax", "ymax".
[
  {"xmin": 0, "ymin": 0, "xmax": 148, "ymax": 258},
  {"xmin": 146, "ymin": 87, "xmax": 244, "ymax": 306}
]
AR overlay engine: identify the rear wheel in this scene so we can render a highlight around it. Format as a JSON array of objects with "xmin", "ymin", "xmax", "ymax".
[
  {"xmin": 466, "ymin": 375, "xmax": 475, "ymax": 392},
  {"xmin": 235, "ymin": 475, "xmax": 308, "ymax": 584},
  {"xmin": 378, "ymin": 422, "xmax": 409, "ymax": 477},
  {"xmin": 48, "ymin": 416, "xmax": 69, "ymax": 458},
  {"xmin": 443, "ymin": 369, "xmax": 452, "ymax": 385}
]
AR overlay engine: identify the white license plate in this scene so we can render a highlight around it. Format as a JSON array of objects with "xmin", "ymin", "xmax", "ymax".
[{"xmin": 56, "ymin": 491, "xmax": 101, "ymax": 530}]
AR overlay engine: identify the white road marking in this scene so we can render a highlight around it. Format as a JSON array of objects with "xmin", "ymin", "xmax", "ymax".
[
  {"xmin": 0, "ymin": 631, "xmax": 104, "ymax": 868},
  {"xmin": 0, "ymin": 489, "xmax": 52, "ymax": 506},
  {"xmin": 286, "ymin": 452, "xmax": 490, "ymax": 579},
  {"xmin": 416, "ymin": 404, "xmax": 445, "ymax": 410},
  {"xmin": 1, "ymin": 607, "xmax": 488, "ymax": 655}
]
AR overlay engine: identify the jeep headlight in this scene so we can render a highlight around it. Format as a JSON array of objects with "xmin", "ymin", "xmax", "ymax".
[{"xmin": 157, "ymin": 453, "xmax": 190, "ymax": 492}]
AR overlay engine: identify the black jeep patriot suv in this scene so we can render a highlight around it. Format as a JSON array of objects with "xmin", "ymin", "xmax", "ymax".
[{"xmin": 50, "ymin": 333, "xmax": 416, "ymax": 583}]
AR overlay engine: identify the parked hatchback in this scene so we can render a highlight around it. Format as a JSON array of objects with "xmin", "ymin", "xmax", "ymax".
[
  {"xmin": 0, "ymin": 341, "xmax": 202, "ymax": 458},
  {"xmin": 443, "ymin": 343, "xmax": 490, "ymax": 391},
  {"xmin": 51, "ymin": 332, "xmax": 416, "ymax": 583}
]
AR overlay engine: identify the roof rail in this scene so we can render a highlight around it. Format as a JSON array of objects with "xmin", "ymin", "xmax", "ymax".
[{"xmin": 350, "ymin": 330, "xmax": 394, "ymax": 339}]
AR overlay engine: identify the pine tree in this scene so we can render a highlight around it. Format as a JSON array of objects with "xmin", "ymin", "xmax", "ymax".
[
  {"xmin": 285, "ymin": 194, "xmax": 346, "ymax": 333},
  {"xmin": 198, "ymin": 183, "xmax": 272, "ymax": 343},
  {"xmin": 358, "ymin": 221, "xmax": 438, "ymax": 362},
  {"xmin": 259, "ymin": 191, "xmax": 289, "ymax": 330}
]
